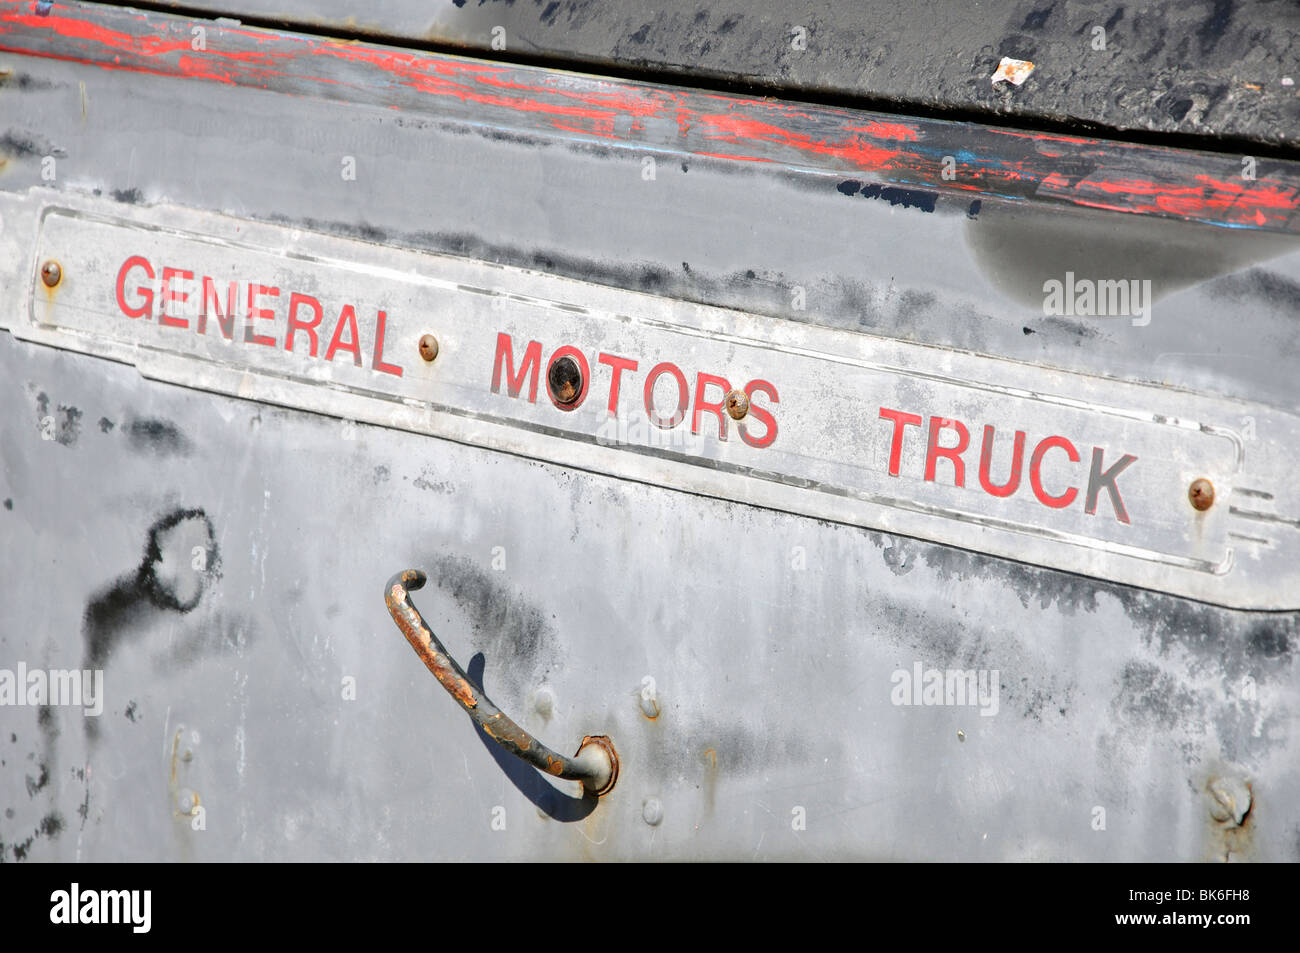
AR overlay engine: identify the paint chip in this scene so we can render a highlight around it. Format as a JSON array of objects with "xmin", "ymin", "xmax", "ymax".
[
  {"xmin": 1283, "ymin": 76, "xmax": 1294, "ymax": 87},
  {"xmin": 992, "ymin": 57, "xmax": 1035, "ymax": 86}
]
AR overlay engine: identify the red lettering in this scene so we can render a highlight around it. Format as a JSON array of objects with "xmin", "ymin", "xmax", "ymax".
[
  {"xmin": 285, "ymin": 293, "xmax": 323, "ymax": 357},
  {"xmin": 1029, "ymin": 436, "xmax": 1080, "ymax": 509},
  {"xmin": 198, "ymin": 277, "xmax": 237, "ymax": 339},
  {"xmin": 115, "ymin": 256, "xmax": 154, "ymax": 319},
  {"xmin": 158, "ymin": 267, "xmax": 192, "ymax": 328},
  {"xmin": 738, "ymin": 379, "xmax": 779, "ymax": 449},
  {"xmin": 692, "ymin": 373, "xmax": 731, "ymax": 440},
  {"xmin": 244, "ymin": 284, "xmax": 279, "ymax": 348},
  {"xmin": 598, "ymin": 353, "xmax": 638, "ymax": 416},
  {"xmin": 372, "ymin": 310, "xmax": 404, "ymax": 377},
  {"xmin": 491, "ymin": 332, "xmax": 542, "ymax": 402},
  {"xmin": 978, "ymin": 425, "xmax": 1026, "ymax": 498},
  {"xmin": 925, "ymin": 416, "xmax": 970, "ymax": 487},
  {"xmin": 644, "ymin": 363, "xmax": 689, "ymax": 429},
  {"xmin": 325, "ymin": 304, "xmax": 362, "ymax": 366},
  {"xmin": 879, "ymin": 407, "xmax": 922, "ymax": 476},
  {"xmin": 546, "ymin": 346, "xmax": 590, "ymax": 411}
]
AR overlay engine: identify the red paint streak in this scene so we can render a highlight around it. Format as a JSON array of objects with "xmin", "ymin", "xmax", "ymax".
[
  {"xmin": 1, "ymin": 2, "xmax": 1297, "ymax": 231},
  {"xmin": 845, "ymin": 120, "xmax": 920, "ymax": 141},
  {"xmin": 1051, "ymin": 172, "xmax": 1298, "ymax": 226},
  {"xmin": 687, "ymin": 111, "xmax": 901, "ymax": 171},
  {"xmin": 995, "ymin": 128, "xmax": 1103, "ymax": 148}
]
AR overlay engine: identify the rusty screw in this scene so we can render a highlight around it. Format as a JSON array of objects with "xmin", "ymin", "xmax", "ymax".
[
  {"xmin": 724, "ymin": 388, "xmax": 750, "ymax": 420},
  {"xmin": 1189, "ymin": 478, "xmax": 1215, "ymax": 512},
  {"xmin": 417, "ymin": 334, "xmax": 439, "ymax": 362},
  {"xmin": 40, "ymin": 260, "xmax": 61, "ymax": 288}
]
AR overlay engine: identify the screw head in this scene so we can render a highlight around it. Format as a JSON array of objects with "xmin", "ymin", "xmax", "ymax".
[
  {"xmin": 1189, "ymin": 478, "xmax": 1215, "ymax": 511},
  {"xmin": 40, "ymin": 260, "xmax": 61, "ymax": 288},
  {"xmin": 547, "ymin": 355, "xmax": 583, "ymax": 406},
  {"xmin": 724, "ymin": 389, "xmax": 750, "ymax": 420},
  {"xmin": 417, "ymin": 334, "xmax": 439, "ymax": 362}
]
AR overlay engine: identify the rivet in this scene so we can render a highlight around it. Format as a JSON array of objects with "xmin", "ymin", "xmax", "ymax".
[
  {"xmin": 418, "ymin": 334, "xmax": 439, "ymax": 362},
  {"xmin": 1208, "ymin": 777, "xmax": 1251, "ymax": 826},
  {"xmin": 40, "ymin": 260, "xmax": 61, "ymax": 288},
  {"xmin": 957, "ymin": 729, "xmax": 966, "ymax": 743},
  {"xmin": 724, "ymin": 389, "xmax": 750, "ymax": 420},
  {"xmin": 642, "ymin": 797, "xmax": 663, "ymax": 826},
  {"xmin": 1189, "ymin": 478, "xmax": 1215, "ymax": 511}
]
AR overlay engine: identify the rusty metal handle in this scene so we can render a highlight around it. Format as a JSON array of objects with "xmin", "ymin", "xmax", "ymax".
[{"xmin": 385, "ymin": 569, "xmax": 619, "ymax": 798}]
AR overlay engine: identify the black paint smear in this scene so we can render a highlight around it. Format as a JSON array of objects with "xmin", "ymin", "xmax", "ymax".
[
  {"xmin": 838, "ymin": 179, "xmax": 937, "ymax": 212},
  {"xmin": 858, "ymin": 183, "xmax": 937, "ymax": 212},
  {"xmin": 98, "ymin": 417, "xmax": 114, "ymax": 433},
  {"xmin": 34, "ymin": 393, "xmax": 82, "ymax": 446},
  {"xmin": 424, "ymin": 553, "xmax": 559, "ymax": 693},
  {"xmin": 124, "ymin": 700, "xmax": 138, "ymax": 722},
  {"xmin": 1023, "ymin": 326, "xmax": 1037, "ymax": 335},
  {"xmin": 1209, "ymin": 268, "xmax": 1300, "ymax": 312},
  {"xmin": 967, "ymin": 200, "xmax": 982, "ymax": 219},
  {"xmin": 24, "ymin": 762, "xmax": 49, "ymax": 798},
  {"xmin": 3, "ymin": 499, "xmax": 11, "ymax": 510},
  {"xmin": 0, "ymin": 130, "xmax": 65, "ymax": 158},
  {"xmin": 110, "ymin": 187, "xmax": 143, "ymax": 205},
  {"xmin": 3, "ymin": 73, "xmax": 59, "ymax": 91},
  {"xmin": 125, "ymin": 417, "xmax": 193, "ymax": 457},
  {"xmin": 83, "ymin": 508, "xmax": 219, "ymax": 672}
]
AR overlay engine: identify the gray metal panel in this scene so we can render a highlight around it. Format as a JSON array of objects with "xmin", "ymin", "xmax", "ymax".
[
  {"xmin": 1, "ymin": 7, "xmax": 1296, "ymax": 861},
  {"xmin": 3, "ymin": 331, "xmax": 1294, "ymax": 861}
]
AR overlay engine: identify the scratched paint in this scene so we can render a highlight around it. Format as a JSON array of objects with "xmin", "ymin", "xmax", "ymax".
[{"xmin": 0, "ymin": 2, "xmax": 1297, "ymax": 232}]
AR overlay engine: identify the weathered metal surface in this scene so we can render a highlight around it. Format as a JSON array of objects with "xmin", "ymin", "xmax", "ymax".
[
  {"xmin": 6, "ymin": 192, "xmax": 1300, "ymax": 609},
  {"xmin": 137, "ymin": 0, "xmax": 1300, "ymax": 152},
  {"xmin": 1, "ymin": 3, "xmax": 1298, "ymax": 233},
  {"xmin": 386, "ymin": 568, "xmax": 617, "ymax": 797},
  {"xmin": 0, "ymin": 4, "xmax": 1297, "ymax": 863}
]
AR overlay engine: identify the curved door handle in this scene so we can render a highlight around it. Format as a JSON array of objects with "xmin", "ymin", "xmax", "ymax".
[{"xmin": 385, "ymin": 569, "xmax": 619, "ymax": 798}]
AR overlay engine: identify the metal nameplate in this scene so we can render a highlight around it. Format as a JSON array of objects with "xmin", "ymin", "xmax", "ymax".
[{"xmin": 13, "ymin": 197, "xmax": 1300, "ymax": 609}]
